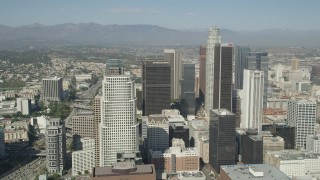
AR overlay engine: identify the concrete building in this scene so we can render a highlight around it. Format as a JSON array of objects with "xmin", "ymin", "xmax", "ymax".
[
  {"xmin": 91, "ymin": 162, "xmax": 156, "ymax": 180},
  {"xmin": 263, "ymin": 136, "xmax": 285, "ymax": 163},
  {"xmin": 199, "ymin": 45, "xmax": 206, "ymax": 103},
  {"xmin": 72, "ymin": 138, "xmax": 95, "ymax": 176},
  {"xmin": 16, "ymin": 98, "xmax": 31, "ymax": 115},
  {"xmin": 99, "ymin": 75, "xmax": 139, "ymax": 166},
  {"xmin": 267, "ymin": 98, "xmax": 289, "ymax": 110},
  {"xmin": 209, "ymin": 109, "xmax": 236, "ymax": 173},
  {"xmin": 205, "ymin": 26, "xmax": 233, "ymax": 114},
  {"xmin": 93, "ymin": 95, "xmax": 101, "ymax": 167},
  {"xmin": 41, "ymin": 77, "xmax": 63, "ymax": 102},
  {"xmin": 0, "ymin": 127, "xmax": 5, "ymax": 158},
  {"xmin": 234, "ymin": 46, "xmax": 251, "ymax": 89},
  {"xmin": 189, "ymin": 119, "xmax": 209, "ymax": 148},
  {"xmin": 176, "ymin": 172, "xmax": 206, "ymax": 180},
  {"xmin": 265, "ymin": 150, "xmax": 320, "ymax": 178},
  {"xmin": 150, "ymin": 147, "xmax": 199, "ymax": 173},
  {"xmin": 146, "ymin": 114, "xmax": 169, "ymax": 152},
  {"xmin": 292, "ymin": 59, "xmax": 300, "ymax": 70},
  {"xmin": 240, "ymin": 70, "xmax": 264, "ymax": 129},
  {"xmin": 220, "ymin": 164, "xmax": 290, "ymax": 180},
  {"xmin": 306, "ymin": 134, "xmax": 320, "ymax": 153},
  {"xmin": 198, "ymin": 134, "xmax": 209, "ymax": 163},
  {"xmin": 164, "ymin": 49, "xmax": 182, "ymax": 100},
  {"xmin": 72, "ymin": 111, "xmax": 95, "ymax": 150},
  {"xmin": 46, "ymin": 118, "xmax": 66, "ymax": 174},
  {"xmin": 142, "ymin": 58, "xmax": 171, "ymax": 115},
  {"xmin": 287, "ymin": 99, "xmax": 317, "ymax": 149},
  {"xmin": 169, "ymin": 121, "xmax": 190, "ymax": 148},
  {"xmin": 247, "ymin": 52, "xmax": 269, "ymax": 107}
]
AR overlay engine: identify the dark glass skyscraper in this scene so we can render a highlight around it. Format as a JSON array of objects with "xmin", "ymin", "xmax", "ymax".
[
  {"xmin": 234, "ymin": 46, "xmax": 251, "ymax": 89},
  {"xmin": 181, "ymin": 63, "xmax": 195, "ymax": 116},
  {"xmin": 199, "ymin": 45, "xmax": 206, "ymax": 103},
  {"xmin": 209, "ymin": 109, "xmax": 236, "ymax": 173},
  {"xmin": 142, "ymin": 58, "xmax": 171, "ymax": 116}
]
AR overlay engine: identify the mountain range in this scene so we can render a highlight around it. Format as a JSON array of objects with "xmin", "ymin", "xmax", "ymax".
[{"xmin": 0, "ymin": 23, "xmax": 319, "ymax": 48}]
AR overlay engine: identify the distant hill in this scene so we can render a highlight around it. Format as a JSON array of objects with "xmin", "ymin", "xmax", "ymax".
[{"xmin": 0, "ymin": 23, "xmax": 319, "ymax": 48}]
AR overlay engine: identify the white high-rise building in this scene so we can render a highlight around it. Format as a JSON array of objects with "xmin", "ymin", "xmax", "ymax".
[
  {"xmin": 205, "ymin": 26, "xmax": 221, "ymax": 115},
  {"xmin": 99, "ymin": 75, "xmax": 139, "ymax": 166},
  {"xmin": 17, "ymin": 98, "xmax": 31, "ymax": 115},
  {"xmin": 287, "ymin": 99, "xmax": 317, "ymax": 149},
  {"xmin": 240, "ymin": 70, "xmax": 264, "ymax": 129},
  {"xmin": 42, "ymin": 77, "xmax": 63, "ymax": 102},
  {"xmin": 46, "ymin": 118, "xmax": 66, "ymax": 174},
  {"xmin": 72, "ymin": 137, "xmax": 95, "ymax": 176}
]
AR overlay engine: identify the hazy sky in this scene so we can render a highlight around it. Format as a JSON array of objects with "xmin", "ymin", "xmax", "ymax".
[{"xmin": 1, "ymin": 0, "xmax": 319, "ymax": 30}]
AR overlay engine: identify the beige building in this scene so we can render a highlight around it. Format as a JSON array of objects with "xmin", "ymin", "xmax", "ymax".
[
  {"xmin": 93, "ymin": 95, "xmax": 101, "ymax": 167},
  {"xmin": 150, "ymin": 147, "xmax": 199, "ymax": 173},
  {"xmin": 263, "ymin": 136, "xmax": 285, "ymax": 163},
  {"xmin": 72, "ymin": 138, "xmax": 95, "ymax": 176},
  {"xmin": 91, "ymin": 162, "xmax": 156, "ymax": 180},
  {"xmin": 72, "ymin": 111, "xmax": 95, "ymax": 150},
  {"xmin": 198, "ymin": 134, "xmax": 209, "ymax": 163}
]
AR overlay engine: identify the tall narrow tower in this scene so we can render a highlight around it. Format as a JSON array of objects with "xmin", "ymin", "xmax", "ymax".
[
  {"xmin": 164, "ymin": 49, "xmax": 182, "ymax": 100},
  {"xmin": 99, "ymin": 75, "xmax": 139, "ymax": 166},
  {"xmin": 205, "ymin": 26, "xmax": 233, "ymax": 115}
]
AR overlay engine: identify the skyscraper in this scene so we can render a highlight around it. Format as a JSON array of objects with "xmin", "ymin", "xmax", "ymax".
[
  {"xmin": 106, "ymin": 59, "xmax": 124, "ymax": 75},
  {"xmin": 0, "ymin": 127, "xmax": 5, "ymax": 159},
  {"xmin": 99, "ymin": 75, "xmax": 139, "ymax": 166},
  {"xmin": 240, "ymin": 70, "xmax": 264, "ymax": 129},
  {"xmin": 42, "ymin": 77, "xmax": 63, "ymax": 102},
  {"xmin": 181, "ymin": 63, "xmax": 195, "ymax": 116},
  {"xmin": 287, "ymin": 99, "xmax": 316, "ymax": 149},
  {"xmin": 46, "ymin": 118, "xmax": 66, "ymax": 174},
  {"xmin": 247, "ymin": 52, "xmax": 268, "ymax": 107},
  {"xmin": 146, "ymin": 114, "xmax": 169, "ymax": 152},
  {"xmin": 164, "ymin": 49, "xmax": 182, "ymax": 100},
  {"xmin": 291, "ymin": 59, "xmax": 300, "ymax": 70},
  {"xmin": 93, "ymin": 95, "xmax": 101, "ymax": 167},
  {"xmin": 209, "ymin": 109, "xmax": 236, "ymax": 173},
  {"xmin": 234, "ymin": 46, "xmax": 251, "ymax": 89},
  {"xmin": 142, "ymin": 58, "xmax": 171, "ymax": 116},
  {"xmin": 205, "ymin": 26, "xmax": 233, "ymax": 114},
  {"xmin": 72, "ymin": 111, "xmax": 95, "ymax": 150},
  {"xmin": 199, "ymin": 45, "xmax": 206, "ymax": 103}
]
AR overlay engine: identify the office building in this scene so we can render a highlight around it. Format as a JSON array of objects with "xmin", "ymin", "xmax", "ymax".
[
  {"xmin": 270, "ymin": 123, "xmax": 295, "ymax": 149},
  {"xmin": 46, "ymin": 118, "xmax": 66, "ymax": 174},
  {"xmin": 0, "ymin": 127, "xmax": 5, "ymax": 158},
  {"xmin": 209, "ymin": 109, "xmax": 236, "ymax": 173},
  {"xmin": 220, "ymin": 164, "xmax": 290, "ymax": 180},
  {"xmin": 265, "ymin": 150, "xmax": 320, "ymax": 178},
  {"xmin": 142, "ymin": 58, "xmax": 171, "ymax": 115},
  {"xmin": 146, "ymin": 114, "xmax": 169, "ymax": 152},
  {"xmin": 189, "ymin": 119, "xmax": 209, "ymax": 148},
  {"xmin": 241, "ymin": 133, "xmax": 263, "ymax": 164},
  {"xmin": 169, "ymin": 123, "xmax": 190, "ymax": 148},
  {"xmin": 91, "ymin": 162, "xmax": 156, "ymax": 180},
  {"xmin": 16, "ymin": 98, "xmax": 31, "ymax": 115},
  {"xmin": 93, "ymin": 95, "xmax": 101, "ymax": 167},
  {"xmin": 234, "ymin": 46, "xmax": 251, "ymax": 89},
  {"xmin": 99, "ymin": 75, "xmax": 139, "ymax": 166},
  {"xmin": 198, "ymin": 134, "xmax": 209, "ymax": 164},
  {"xmin": 150, "ymin": 147, "xmax": 199, "ymax": 173},
  {"xmin": 72, "ymin": 138, "xmax": 95, "ymax": 176},
  {"xmin": 106, "ymin": 59, "xmax": 124, "ymax": 75},
  {"xmin": 199, "ymin": 45, "xmax": 206, "ymax": 102},
  {"xmin": 181, "ymin": 63, "xmax": 195, "ymax": 116},
  {"xmin": 311, "ymin": 65, "xmax": 320, "ymax": 85},
  {"xmin": 240, "ymin": 70, "xmax": 264, "ymax": 129},
  {"xmin": 292, "ymin": 59, "xmax": 300, "ymax": 70},
  {"xmin": 247, "ymin": 52, "xmax": 268, "ymax": 107},
  {"xmin": 205, "ymin": 26, "xmax": 233, "ymax": 114},
  {"xmin": 306, "ymin": 134, "xmax": 320, "ymax": 153},
  {"xmin": 263, "ymin": 136, "xmax": 284, "ymax": 162},
  {"xmin": 72, "ymin": 111, "xmax": 95, "ymax": 150},
  {"xmin": 287, "ymin": 99, "xmax": 316, "ymax": 149},
  {"xmin": 164, "ymin": 49, "xmax": 182, "ymax": 100},
  {"xmin": 41, "ymin": 77, "xmax": 63, "ymax": 102}
]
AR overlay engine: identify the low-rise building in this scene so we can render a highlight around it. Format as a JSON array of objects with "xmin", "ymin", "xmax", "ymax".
[
  {"xmin": 220, "ymin": 164, "xmax": 290, "ymax": 180},
  {"xmin": 265, "ymin": 150, "xmax": 320, "ymax": 178},
  {"xmin": 91, "ymin": 162, "xmax": 156, "ymax": 180},
  {"xmin": 263, "ymin": 136, "xmax": 285, "ymax": 162}
]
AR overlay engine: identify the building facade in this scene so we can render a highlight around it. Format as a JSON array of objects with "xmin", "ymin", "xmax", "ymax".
[
  {"xmin": 72, "ymin": 138, "xmax": 95, "ymax": 176},
  {"xmin": 72, "ymin": 111, "xmax": 95, "ymax": 150},
  {"xmin": 93, "ymin": 95, "xmax": 101, "ymax": 167},
  {"xmin": 306, "ymin": 134, "xmax": 320, "ymax": 153},
  {"xmin": 181, "ymin": 63, "xmax": 196, "ymax": 116},
  {"xmin": 287, "ymin": 99, "xmax": 316, "ymax": 149},
  {"xmin": 46, "ymin": 118, "xmax": 66, "ymax": 174},
  {"xmin": 41, "ymin": 77, "xmax": 63, "ymax": 102},
  {"xmin": 240, "ymin": 70, "xmax": 264, "ymax": 129},
  {"xmin": 164, "ymin": 49, "xmax": 182, "ymax": 100},
  {"xmin": 99, "ymin": 75, "xmax": 139, "ymax": 166},
  {"xmin": 199, "ymin": 45, "xmax": 206, "ymax": 103},
  {"xmin": 234, "ymin": 46, "xmax": 251, "ymax": 89},
  {"xmin": 142, "ymin": 59, "xmax": 171, "ymax": 116},
  {"xmin": 146, "ymin": 114, "xmax": 169, "ymax": 152},
  {"xmin": 0, "ymin": 127, "xmax": 5, "ymax": 158},
  {"xmin": 209, "ymin": 109, "xmax": 236, "ymax": 173}
]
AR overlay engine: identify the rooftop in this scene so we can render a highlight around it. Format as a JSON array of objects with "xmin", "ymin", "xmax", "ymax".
[
  {"xmin": 93, "ymin": 162, "xmax": 154, "ymax": 177},
  {"xmin": 220, "ymin": 164, "xmax": 290, "ymax": 180},
  {"xmin": 190, "ymin": 119, "xmax": 209, "ymax": 131},
  {"xmin": 268, "ymin": 150, "xmax": 320, "ymax": 160}
]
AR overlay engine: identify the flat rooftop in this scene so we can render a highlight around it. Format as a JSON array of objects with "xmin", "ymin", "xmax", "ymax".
[
  {"xmin": 220, "ymin": 164, "xmax": 290, "ymax": 180},
  {"xmin": 93, "ymin": 163, "xmax": 154, "ymax": 177},
  {"xmin": 268, "ymin": 150, "xmax": 320, "ymax": 160}
]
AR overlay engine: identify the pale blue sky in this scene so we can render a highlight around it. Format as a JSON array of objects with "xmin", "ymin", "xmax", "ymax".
[{"xmin": 1, "ymin": 0, "xmax": 319, "ymax": 30}]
